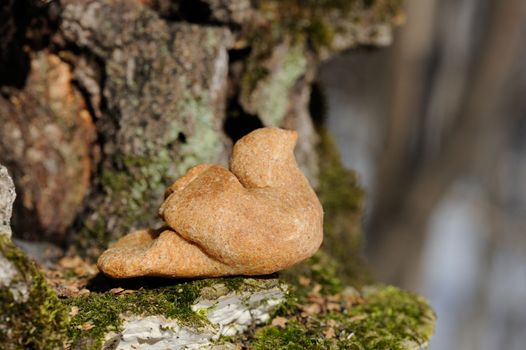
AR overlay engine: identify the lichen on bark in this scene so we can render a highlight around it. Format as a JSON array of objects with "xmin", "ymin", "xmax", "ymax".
[
  {"xmin": 0, "ymin": 0, "xmax": 436, "ymax": 348},
  {"xmin": 60, "ymin": 0, "xmax": 233, "ymax": 256}
]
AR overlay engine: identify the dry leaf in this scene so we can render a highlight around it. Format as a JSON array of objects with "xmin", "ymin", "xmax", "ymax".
[
  {"xmin": 78, "ymin": 288, "xmax": 90, "ymax": 297},
  {"xmin": 120, "ymin": 289, "xmax": 137, "ymax": 295},
  {"xmin": 59, "ymin": 256, "xmax": 84, "ymax": 269},
  {"xmin": 271, "ymin": 316, "xmax": 288, "ymax": 328},
  {"xmin": 327, "ymin": 319, "xmax": 338, "ymax": 327},
  {"xmin": 110, "ymin": 287, "xmax": 125, "ymax": 295},
  {"xmin": 78, "ymin": 322, "xmax": 94, "ymax": 331},
  {"xmin": 327, "ymin": 294, "xmax": 341, "ymax": 302},
  {"xmin": 75, "ymin": 263, "xmax": 98, "ymax": 277},
  {"xmin": 327, "ymin": 302, "xmax": 341, "ymax": 312},
  {"xmin": 324, "ymin": 327, "xmax": 336, "ymax": 338},
  {"xmin": 307, "ymin": 295, "xmax": 324, "ymax": 305},
  {"xmin": 301, "ymin": 303, "xmax": 322, "ymax": 315},
  {"xmin": 58, "ymin": 256, "xmax": 98, "ymax": 277},
  {"xmin": 69, "ymin": 306, "xmax": 79, "ymax": 317},
  {"xmin": 298, "ymin": 276, "xmax": 311, "ymax": 287},
  {"xmin": 311, "ymin": 284, "xmax": 322, "ymax": 295}
]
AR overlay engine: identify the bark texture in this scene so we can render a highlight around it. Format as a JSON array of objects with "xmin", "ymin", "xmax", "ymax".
[
  {"xmin": 0, "ymin": 52, "xmax": 95, "ymax": 242},
  {"xmin": 0, "ymin": 2, "xmax": 440, "ymax": 349},
  {"xmin": 0, "ymin": 0, "xmax": 400, "ymax": 258}
]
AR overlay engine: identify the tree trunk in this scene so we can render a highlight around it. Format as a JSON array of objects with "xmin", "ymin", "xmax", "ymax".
[
  {"xmin": 0, "ymin": 1, "xmax": 437, "ymax": 349},
  {"xmin": 1, "ymin": 0, "xmax": 397, "ymax": 257}
]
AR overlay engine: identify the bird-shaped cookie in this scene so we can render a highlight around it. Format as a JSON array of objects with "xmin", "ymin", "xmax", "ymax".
[{"xmin": 97, "ymin": 127, "xmax": 323, "ymax": 278}]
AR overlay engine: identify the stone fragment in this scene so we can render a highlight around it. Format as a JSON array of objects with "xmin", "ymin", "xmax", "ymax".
[
  {"xmin": 0, "ymin": 165, "xmax": 16, "ymax": 237},
  {"xmin": 98, "ymin": 128, "xmax": 323, "ymax": 278}
]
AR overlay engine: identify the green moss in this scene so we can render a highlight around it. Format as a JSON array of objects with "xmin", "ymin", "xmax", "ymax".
[
  {"xmin": 306, "ymin": 17, "xmax": 336, "ymax": 54},
  {"xmin": 253, "ymin": 319, "xmax": 326, "ymax": 349},
  {"xmin": 63, "ymin": 279, "xmax": 210, "ymax": 349},
  {"xmin": 317, "ymin": 130, "xmax": 363, "ymax": 216},
  {"xmin": 281, "ymin": 251, "xmax": 343, "ymax": 297},
  {"xmin": 257, "ymin": 0, "xmax": 354, "ymax": 53},
  {"xmin": 238, "ymin": 0, "xmax": 404, "ymax": 126},
  {"xmin": 369, "ymin": 0, "xmax": 404, "ymax": 22},
  {"xmin": 337, "ymin": 286, "xmax": 436, "ymax": 349},
  {"xmin": 0, "ymin": 235, "xmax": 68, "ymax": 349},
  {"xmin": 62, "ymin": 276, "xmax": 283, "ymax": 349},
  {"xmin": 316, "ymin": 129, "xmax": 371, "ymax": 286},
  {"xmin": 220, "ymin": 276, "xmax": 246, "ymax": 292},
  {"xmin": 77, "ymin": 110, "xmax": 223, "ymax": 256},
  {"xmin": 251, "ymin": 285, "xmax": 436, "ymax": 350}
]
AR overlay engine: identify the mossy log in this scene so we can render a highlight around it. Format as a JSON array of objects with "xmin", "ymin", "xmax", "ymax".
[
  {"xmin": 0, "ymin": 1, "xmax": 436, "ymax": 349},
  {"xmin": 0, "ymin": 238, "xmax": 435, "ymax": 350},
  {"xmin": 1, "ymin": 0, "xmax": 401, "ymax": 254},
  {"xmin": 1, "ymin": 149, "xmax": 435, "ymax": 349}
]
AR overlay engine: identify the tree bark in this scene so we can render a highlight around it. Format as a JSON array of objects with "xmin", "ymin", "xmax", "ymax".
[
  {"xmin": 0, "ymin": 0, "xmax": 400, "ymax": 259},
  {"xmin": 0, "ymin": 2, "xmax": 441, "ymax": 349}
]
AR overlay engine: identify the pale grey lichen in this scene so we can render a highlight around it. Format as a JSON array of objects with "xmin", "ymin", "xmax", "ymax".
[
  {"xmin": 240, "ymin": 42, "xmax": 308, "ymax": 127},
  {"xmin": 60, "ymin": 1, "xmax": 233, "ymax": 253},
  {"xmin": 102, "ymin": 280, "xmax": 287, "ymax": 349},
  {"xmin": 103, "ymin": 316, "xmax": 219, "ymax": 350},
  {"xmin": 192, "ymin": 283, "xmax": 287, "ymax": 336}
]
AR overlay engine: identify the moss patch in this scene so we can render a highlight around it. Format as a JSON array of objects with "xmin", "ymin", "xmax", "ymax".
[
  {"xmin": 336, "ymin": 286, "xmax": 436, "ymax": 349},
  {"xmin": 62, "ymin": 276, "xmax": 276, "ymax": 349},
  {"xmin": 71, "ymin": 22, "xmax": 229, "ymax": 259},
  {"xmin": 256, "ymin": 0, "xmax": 403, "ymax": 53},
  {"xmin": 237, "ymin": 0, "xmax": 404, "ymax": 127},
  {"xmin": 64, "ymin": 282, "xmax": 202, "ymax": 349},
  {"xmin": 251, "ymin": 285, "xmax": 436, "ymax": 350},
  {"xmin": 281, "ymin": 251, "xmax": 343, "ymax": 297},
  {"xmin": 0, "ymin": 235, "xmax": 67, "ymax": 349},
  {"xmin": 316, "ymin": 129, "xmax": 371, "ymax": 286},
  {"xmin": 256, "ymin": 0, "xmax": 352, "ymax": 54},
  {"xmin": 253, "ymin": 319, "xmax": 325, "ymax": 349}
]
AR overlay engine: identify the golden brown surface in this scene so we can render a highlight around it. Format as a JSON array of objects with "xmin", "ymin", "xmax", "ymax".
[{"xmin": 98, "ymin": 128, "xmax": 323, "ymax": 278}]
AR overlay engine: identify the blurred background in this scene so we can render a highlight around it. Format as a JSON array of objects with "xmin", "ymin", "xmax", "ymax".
[{"xmin": 321, "ymin": 0, "xmax": 526, "ymax": 349}]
